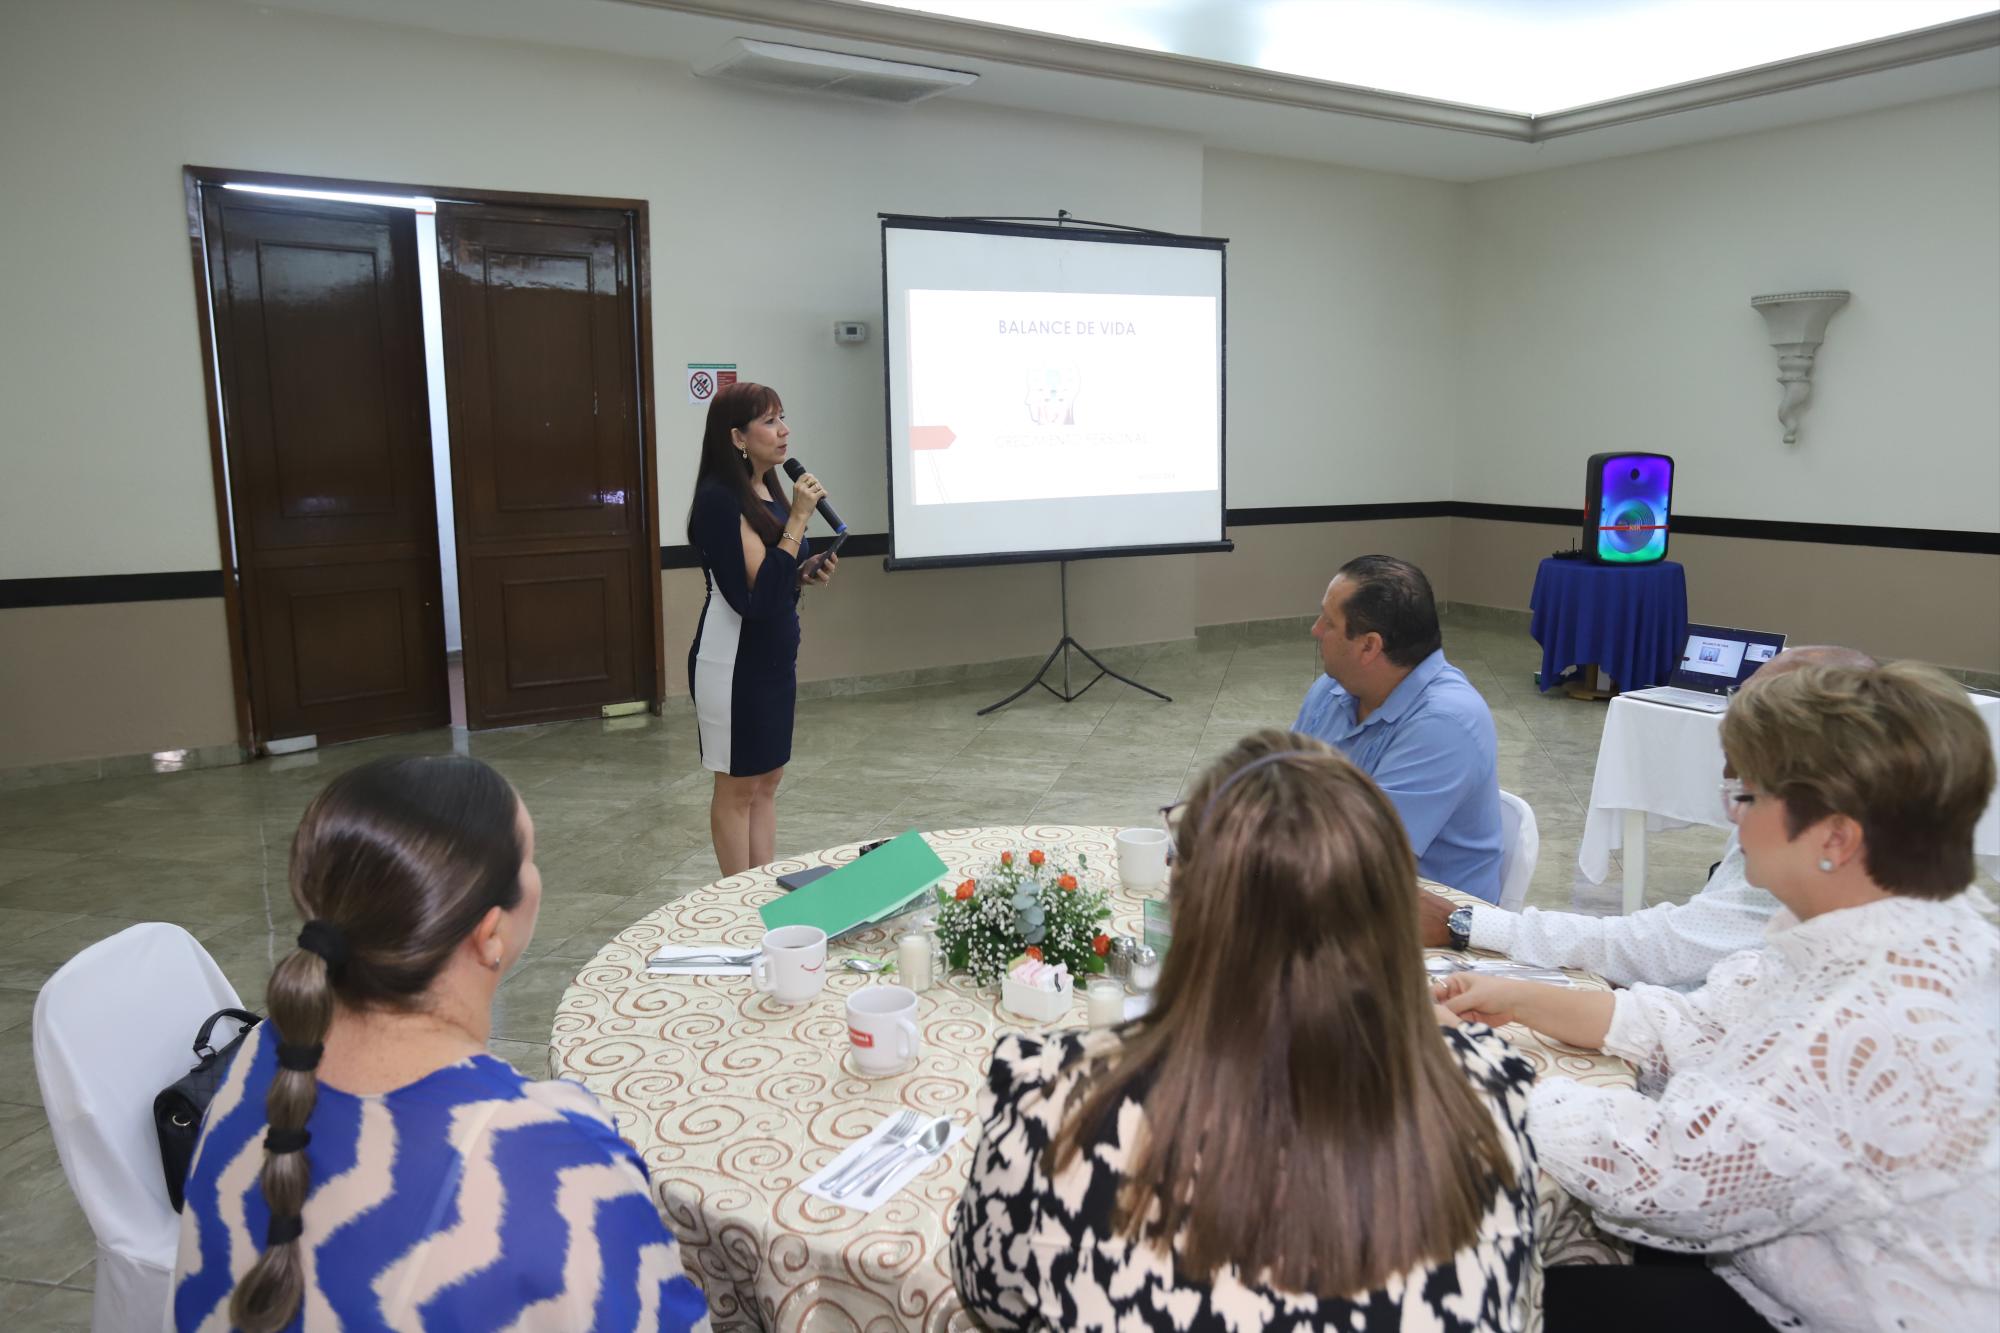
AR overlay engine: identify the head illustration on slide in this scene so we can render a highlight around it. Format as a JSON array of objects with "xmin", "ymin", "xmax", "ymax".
[{"xmin": 1023, "ymin": 366, "xmax": 1082, "ymax": 426}]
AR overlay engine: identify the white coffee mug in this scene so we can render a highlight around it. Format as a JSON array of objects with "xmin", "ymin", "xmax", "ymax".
[
  {"xmin": 846, "ymin": 984, "xmax": 920, "ymax": 1075},
  {"xmin": 1116, "ymin": 827, "xmax": 1171, "ymax": 889},
  {"xmin": 753, "ymin": 925, "xmax": 827, "ymax": 1005}
]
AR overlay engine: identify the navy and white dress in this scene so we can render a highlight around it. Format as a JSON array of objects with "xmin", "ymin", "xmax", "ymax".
[
  {"xmin": 687, "ymin": 481, "xmax": 808, "ymax": 777},
  {"xmin": 173, "ymin": 1021, "xmax": 710, "ymax": 1331}
]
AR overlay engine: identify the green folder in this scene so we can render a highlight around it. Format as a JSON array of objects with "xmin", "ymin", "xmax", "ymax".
[{"xmin": 757, "ymin": 830, "xmax": 949, "ymax": 937}]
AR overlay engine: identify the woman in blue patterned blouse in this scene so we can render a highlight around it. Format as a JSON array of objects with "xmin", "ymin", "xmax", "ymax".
[{"xmin": 172, "ymin": 755, "xmax": 709, "ymax": 1332}]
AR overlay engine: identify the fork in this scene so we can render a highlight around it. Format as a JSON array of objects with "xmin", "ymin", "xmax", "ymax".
[
  {"xmin": 837, "ymin": 1116, "xmax": 953, "ymax": 1200},
  {"xmin": 820, "ymin": 1110, "xmax": 920, "ymax": 1193}
]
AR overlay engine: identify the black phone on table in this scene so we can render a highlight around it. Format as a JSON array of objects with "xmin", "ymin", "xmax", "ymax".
[{"xmin": 774, "ymin": 837, "xmax": 890, "ymax": 891}]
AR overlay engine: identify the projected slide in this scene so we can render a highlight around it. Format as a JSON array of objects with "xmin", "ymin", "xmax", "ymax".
[
  {"xmin": 883, "ymin": 217, "xmax": 1226, "ymax": 567},
  {"xmin": 904, "ymin": 289, "xmax": 1220, "ymax": 506},
  {"xmin": 1682, "ymin": 635, "xmax": 1748, "ymax": 678}
]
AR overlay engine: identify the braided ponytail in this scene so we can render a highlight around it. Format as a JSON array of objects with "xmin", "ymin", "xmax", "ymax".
[
  {"xmin": 230, "ymin": 944, "xmax": 334, "ymax": 1332},
  {"xmin": 221, "ymin": 754, "xmax": 523, "ymax": 1332}
]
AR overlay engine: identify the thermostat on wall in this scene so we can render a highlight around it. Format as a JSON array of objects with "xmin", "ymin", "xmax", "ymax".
[{"xmin": 834, "ymin": 320, "xmax": 869, "ymax": 344}]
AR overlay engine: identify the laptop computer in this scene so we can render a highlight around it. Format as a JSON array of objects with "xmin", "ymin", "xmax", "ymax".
[{"xmin": 1625, "ymin": 624, "xmax": 1788, "ymax": 712}]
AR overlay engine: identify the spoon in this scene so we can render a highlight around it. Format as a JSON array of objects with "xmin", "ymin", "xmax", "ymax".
[
  {"xmin": 838, "ymin": 957, "xmax": 896, "ymax": 975},
  {"xmin": 840, "ymin": 1116, "xmax": 953, "ymax": 1198}
]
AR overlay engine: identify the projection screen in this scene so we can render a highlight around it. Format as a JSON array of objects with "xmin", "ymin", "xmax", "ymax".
[{"xmin": 881, "ymin": 215, "xmax": 1230, "ymax": 570}]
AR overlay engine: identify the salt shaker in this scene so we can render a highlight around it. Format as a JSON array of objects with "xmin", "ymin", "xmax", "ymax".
[
  {"xmin": 1125, "ymin": 944, "xmax": 1160, "ymax": 996},
  {"xmin": 896, "ymin": 930, "xmax": 933, "ymax": 991}
]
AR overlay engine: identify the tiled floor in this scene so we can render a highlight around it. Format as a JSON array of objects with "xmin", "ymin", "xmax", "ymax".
[{"xmin": 0, "ymin": 612, "xmax": 1745, "ymax": 1324}]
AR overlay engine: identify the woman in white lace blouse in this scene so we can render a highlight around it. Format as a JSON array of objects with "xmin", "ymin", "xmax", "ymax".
[{"xmin": 1439, "ymin": 662, "xmax": 1998, "ymax": 1332}]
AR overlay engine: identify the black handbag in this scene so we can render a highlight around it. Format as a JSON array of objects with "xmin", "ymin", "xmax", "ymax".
[{"xmin": 155, "ymin": 1007, "xmax": 261, "ymax": 1212}]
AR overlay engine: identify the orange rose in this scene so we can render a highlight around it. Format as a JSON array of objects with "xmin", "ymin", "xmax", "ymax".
[
  {"xmin": 1028, "ymin": 849, "xmax": 1046, "ymax": 867},
  {"xmin": 1024, "ymin": 945, "xmax": 1043, "ymax": 962},
  {"xmin": 999, "ymin": 851, "xmax": 1013, "ymax": 867},
  {"xmin": 1058, "ymin": 874, "xmax": 1078, "ymax": 891},
  {"xmin": 955, "ymin": 879, "xmax": 975, "ymax": 901},
  {"xmin": 1092, "ymin": 933, "xmax": 1111, "ymax": 956}
]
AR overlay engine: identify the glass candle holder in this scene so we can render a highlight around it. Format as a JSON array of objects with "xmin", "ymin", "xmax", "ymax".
[
  {"xmin": 896, "ymin": 931, "xmax": 933, "ymax": 991},
  {"xmin": 1085, "ymin": 978, "xmax": 1126, "ymax": 1028}
]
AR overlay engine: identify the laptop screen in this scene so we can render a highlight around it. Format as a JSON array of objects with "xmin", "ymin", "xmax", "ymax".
[{"xmin": 1672, "ymin": 625, "xmax": 1788, "ymax": 692}]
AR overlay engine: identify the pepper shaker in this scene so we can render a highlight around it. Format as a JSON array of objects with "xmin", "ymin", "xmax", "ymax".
[{"xmin": 1103, "ymin": 935, "xmax": 1137, "ymax": 982}]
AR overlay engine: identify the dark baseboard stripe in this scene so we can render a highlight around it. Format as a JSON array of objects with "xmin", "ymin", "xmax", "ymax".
[
  {"xmin": 1446, "ymin": 501, "xmax": 1578, "ymax": 528},
  {"xmin": 1224, "ymin": 501, "xmax": 1456, "ymax": 525},
  {"xmin": 0, "ymin": 570, "xmax": 227, "ymax": 609},
  {"xmin": 1227, "ymin": 502, "xmax": 2000, "ymax": 556},
  {"xmin": 661, "ymin": 507, "xmax": 1996, "ymax": 564},
  {"xmin": 1445, "ymin": 503, "xmax": 1999, "ymax": 555},
  {"xmin": 660, "ymin": 532, "xmax": 892, "ymax": 570},
  {"xmin": 1659, "ymin": 514, "xmax": 1999, "ymax": 555},
  {"xmin": 10, "ymin": 509, "xmax": 1993, "ymax": 608}
]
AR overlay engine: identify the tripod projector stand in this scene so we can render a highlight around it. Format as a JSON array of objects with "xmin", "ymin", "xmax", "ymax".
[{"xmin": 977, "ymin": 561, "xmax": 1171, "ymax": 716}]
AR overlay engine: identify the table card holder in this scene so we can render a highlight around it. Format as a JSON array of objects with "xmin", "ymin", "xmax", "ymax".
[
  {"xmin": 1142, "ymin": 897, "xmax": 1172, "ymax": 958},
  {"xmin": 757, "ymin": 830, "xmax": 948, "ymax": 938}
]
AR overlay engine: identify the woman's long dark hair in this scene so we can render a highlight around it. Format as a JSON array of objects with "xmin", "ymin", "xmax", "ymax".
[
  {"xmin": 686, "ymin": 380, "xmax": 789, "ymax": 546},
  {"xmin": 229, "ymin": 755, "xmax": 524, "ymax": 1333},
  {"xmin": 1046, "ymin": 729, "xmax": 1514, "ymax": 1297}
]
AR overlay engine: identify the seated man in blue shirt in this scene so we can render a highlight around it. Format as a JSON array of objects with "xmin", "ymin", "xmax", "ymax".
[{"xmin": 1293, "ymin": 555, "xmax": 1503, "ymax": 901}]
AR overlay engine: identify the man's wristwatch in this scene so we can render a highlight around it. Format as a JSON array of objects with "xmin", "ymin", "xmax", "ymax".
[{"xmin": 1446, "ymin": 905, "xmax": 1474, "ymax": 951}]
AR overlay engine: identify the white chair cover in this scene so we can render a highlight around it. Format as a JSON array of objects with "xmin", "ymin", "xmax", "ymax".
[
  {"xmin": 1497, "ymin": 790, "xmax": 1540, "ymax": 913},
  {"xmin": 33, "ymin": 923, "xmax": 244, "ymax": 1333}
]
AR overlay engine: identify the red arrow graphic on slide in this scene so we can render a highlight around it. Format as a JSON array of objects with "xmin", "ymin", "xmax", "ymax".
[{"xmin": 911, "ymin": 425, "xmax": 957, "ymax": 451}]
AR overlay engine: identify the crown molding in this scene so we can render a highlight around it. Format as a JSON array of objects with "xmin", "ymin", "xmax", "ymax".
[
  {"xmin": 1535, "ymin": 12, "xmax": 2000, "ymax": 139},
  {"xmin": 618, "ymin": 1, "xmax": 2000, "ymax": 143}
]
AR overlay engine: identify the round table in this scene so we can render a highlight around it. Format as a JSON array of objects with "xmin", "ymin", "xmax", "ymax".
[{"xmin": 551, "ymin": 825, "xmax": 1635, "ymax": 1332}]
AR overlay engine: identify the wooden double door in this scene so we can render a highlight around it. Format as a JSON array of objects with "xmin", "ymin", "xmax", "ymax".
[{"xmin": 202, "ymin": 187, "xmax": 656, "ymax": 745}]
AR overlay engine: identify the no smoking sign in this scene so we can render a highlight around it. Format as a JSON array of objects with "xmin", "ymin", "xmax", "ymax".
[{"xmin": 687, "ymin": 362, "xmax": 738, "ymax": 406}]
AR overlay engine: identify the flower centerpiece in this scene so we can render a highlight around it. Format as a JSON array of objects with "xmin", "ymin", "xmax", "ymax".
[{"xmin": 936, "ymin": 847, "xmax": 1113, "ymax": 986}]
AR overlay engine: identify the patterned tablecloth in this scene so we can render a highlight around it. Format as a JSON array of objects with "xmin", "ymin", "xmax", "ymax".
[{"xmin": 551, "ymin": 825, "xmax": 1634, "ymax": 1332}]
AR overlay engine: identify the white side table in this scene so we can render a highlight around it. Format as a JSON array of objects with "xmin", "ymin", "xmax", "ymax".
[{"xmin": 1581, "ymin": 693, "xmax": 2000, "ymax": 912}]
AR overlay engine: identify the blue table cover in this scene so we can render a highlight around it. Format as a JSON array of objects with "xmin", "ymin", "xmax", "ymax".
[{"xmin": 1529, "ymin": 558, "xmax": 1687, "ymax": 692}]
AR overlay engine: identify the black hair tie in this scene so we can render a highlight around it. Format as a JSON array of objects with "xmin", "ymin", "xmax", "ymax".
[
  {"xmin": 266, "ymin": 1212, "xmax": 305, "ymax": 1247},
  {"xmin": 297, "ymin": 919, "xmax": 351, "ymax": 969},
  {"xmin": 264, "ymin": 1126, "xmax": 311, "ymax": 1155},
  {"xmin": 276, "ymin": 1042, "xmax": 324, "ymax": 1072}
]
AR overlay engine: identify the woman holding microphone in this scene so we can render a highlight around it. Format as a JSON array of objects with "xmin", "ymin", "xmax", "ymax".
[{"xmin": 686, "ymin": 382, "xmax": 838, "ymax": 875}]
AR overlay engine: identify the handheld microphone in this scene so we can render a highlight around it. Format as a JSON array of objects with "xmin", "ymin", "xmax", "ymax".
[{"xmin": 782, "ymin": 458, "xmax": 848, "ymax": 534}]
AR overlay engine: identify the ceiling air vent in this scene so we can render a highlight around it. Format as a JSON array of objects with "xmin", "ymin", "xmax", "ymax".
[{"xmin": 693, "ymin": 38, "xmax": 977, "ymax": 105}]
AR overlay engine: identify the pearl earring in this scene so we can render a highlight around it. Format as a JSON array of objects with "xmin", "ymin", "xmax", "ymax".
[{"xmin": 1818, "ymin": 858, "xmax": 1835, "ymax": 873}]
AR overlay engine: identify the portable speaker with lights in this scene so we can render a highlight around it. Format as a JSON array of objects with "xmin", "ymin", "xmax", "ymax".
[{"xmin": 1583, "ymin": 452, "xmax": 1674, "ymax": 564}]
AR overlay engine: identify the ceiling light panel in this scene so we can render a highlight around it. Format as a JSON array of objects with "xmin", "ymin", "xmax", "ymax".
[{"xmin": 863, "ymin": 0, "xmax": 2000, "ymax": 113}]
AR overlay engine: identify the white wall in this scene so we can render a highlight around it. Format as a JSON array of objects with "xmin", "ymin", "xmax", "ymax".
[
  {"xmin": 27, "ymin": 0, "xmax": 1987, "ymax": 583},
  {"xmin": 1201, "ymin": 149, "xmax": 1466, "ymax": 507},
  {"xmin": 0, "ymin": 0, "xmax": 1203, "ymax": 580},
  {"xmin": 2, "ymin": 0, "xmax": 1991, "ymax": 615},
  {"xmin": 1458, "ymin": 89, "xmax": 2000, "ymax": 533}
]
